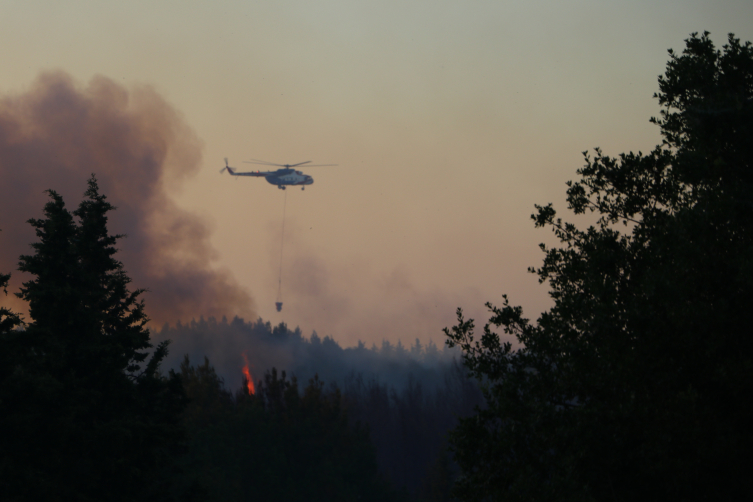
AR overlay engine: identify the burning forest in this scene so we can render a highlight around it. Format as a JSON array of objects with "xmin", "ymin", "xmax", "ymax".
[
  {"xmin": 0, "ymin": 169, "xmax": 481, "ymax": 501},
  {"xmin": 0, "ymin": 73, "xmax": 482, "ymax": 500}
]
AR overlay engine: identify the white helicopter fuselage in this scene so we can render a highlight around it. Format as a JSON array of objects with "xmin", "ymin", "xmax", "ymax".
[
  {"xmin": 222, "ymin": 166, "xmax": 314, "ymax": 190},
  {"xmin": 266, "ymin": 169, "xmax": 314, "ymax": 188}
]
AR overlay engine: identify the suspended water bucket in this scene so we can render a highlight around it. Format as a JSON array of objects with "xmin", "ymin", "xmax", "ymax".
[{"xmin": 275, "ymin": 192, "xmax": 285, "ymax": 314}]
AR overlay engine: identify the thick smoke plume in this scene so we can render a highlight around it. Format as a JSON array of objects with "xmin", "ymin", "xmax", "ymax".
[{"xmin": 0, "ymin": 72, "xmax": 255, "ymax": 324}]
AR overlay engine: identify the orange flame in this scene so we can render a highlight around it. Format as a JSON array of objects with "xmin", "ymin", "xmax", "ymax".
[{"xmin": 242, "ymin": 353, "xmax": 255, "ymax": 395}]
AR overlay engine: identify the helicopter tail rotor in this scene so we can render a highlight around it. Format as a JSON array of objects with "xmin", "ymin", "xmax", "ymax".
[{"xmin": 220, "ymin": 158, "xmax": 236, "ymax": 175}]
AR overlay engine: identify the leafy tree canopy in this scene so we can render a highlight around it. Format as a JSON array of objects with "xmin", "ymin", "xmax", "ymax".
[{"xmin": 445, "ymin": 32, "xmax": 753, "ymax": 501}]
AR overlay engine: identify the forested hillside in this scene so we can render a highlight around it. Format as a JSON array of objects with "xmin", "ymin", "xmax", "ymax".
[
  {"xmin": 158, "ymin": 318, "xmax": 483, "ymax": 496},
  {"xmin": 154, "ymin": 316, "xmax": 459, "ymax": 393}
]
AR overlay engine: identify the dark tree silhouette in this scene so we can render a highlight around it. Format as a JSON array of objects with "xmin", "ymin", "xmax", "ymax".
[
  {"xmin": 446, "ymin": 32, "xmax": 753, "ymax": 501},
  {"xmin": 0, "ymin": 177, "xmax": 186, "ymax": 501},
  {"xmin": 157, "ymin": 316, "xmax": 482, "ymax": 498},
  {"xmin": 176, "ymin": 358, "xmax": 406, "ymax": 502}
]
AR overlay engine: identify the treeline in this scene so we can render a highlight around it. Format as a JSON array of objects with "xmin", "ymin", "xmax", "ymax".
[
  {"xmin": 339, "ymin": 360, "xmax": 481, "ymax": 494},
  {"xmin": 163, "ymin": 317, "xmax": 484, "ymax": 497},
  {"xmin": 154, "ymin": 315, "xmax": 459, "ymax": 394},
  {"xmin": 176, "ymin": 353, "xmax": 481, "ymax": 501},
  {"xmin": 176, "ymin": 359, "xmax": 400, "ymax": 501}
]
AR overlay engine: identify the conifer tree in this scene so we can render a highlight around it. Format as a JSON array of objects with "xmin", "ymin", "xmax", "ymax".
[
  {"xmin": 0, "ymin": 266, "xmax": 22, "ymax": 336},
  {"xmin": 0, "ymin": 177, "xmax": 185, "ymax": 501}
]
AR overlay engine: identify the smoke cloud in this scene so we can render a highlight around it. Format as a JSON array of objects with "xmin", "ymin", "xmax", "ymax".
[
  {"xmin": 262, "ymin": 214, "xmax": 491, "ymax": 347},
  {"xmin": 0, "ymin": 71, "xmax": 254, "ymax": 324}
]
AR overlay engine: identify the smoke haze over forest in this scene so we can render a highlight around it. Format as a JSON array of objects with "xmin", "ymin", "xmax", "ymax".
[
  {"xmin": 0, "ymin": 72, "xmax": 491, "ymax": 349},
  {"xmin": 1, "ymin": 1, "xmax": 751, "ymax": 354},
  {"xmin": 153, "ymin": 315, "xmax": 461, "ymax": 393}
]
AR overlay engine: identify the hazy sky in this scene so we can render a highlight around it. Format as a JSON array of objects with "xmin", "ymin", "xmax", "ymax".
[{"xmin": 1, "ymin": 1, "xmax": 751, "ymax": 347}]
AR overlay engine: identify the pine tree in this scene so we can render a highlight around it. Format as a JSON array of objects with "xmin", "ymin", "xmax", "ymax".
[
  {"xmin": 0, "ymin": 177, "xmax": 186, "ymax": 501},
  {"xmin": 0, "ymin": 264, "xmax": 25, "ymax": 471},
  {"xmin": 0, "ymin": 265, "xmax": 22, "ymax": 337}
]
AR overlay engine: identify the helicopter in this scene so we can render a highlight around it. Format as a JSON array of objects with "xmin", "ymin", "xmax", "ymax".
[{"xmin": 220, "ymin": 158, "xmax": 336, "ymax": 190}]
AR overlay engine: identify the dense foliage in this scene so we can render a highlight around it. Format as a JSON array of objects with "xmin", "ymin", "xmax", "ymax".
[
  {"xmin": 176, "ymin": 358, "xmax": 405, "ymax": 502},
  {"xmin": 340, "ymin": 359, "xmax": 480, "ymax": 496},
  {"xmin": 154, "ymin": 315, "xmax": 457, "ymax": 394},
  {"xmin": 0, "ymin": 178, "xmax": 186, "ymax": 501},
  {"xmin": 157, "ymin": 317, "xmax": 483, "ymax": 497},
  {"xmin": 445, "ymin": 32, "xmax": 753, "ymax": 501}
]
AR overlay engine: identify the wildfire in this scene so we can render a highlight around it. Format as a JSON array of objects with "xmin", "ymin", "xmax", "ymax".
[{"xmin": 242, "ymin": 353, "xmax": 255, "ymax": 395}]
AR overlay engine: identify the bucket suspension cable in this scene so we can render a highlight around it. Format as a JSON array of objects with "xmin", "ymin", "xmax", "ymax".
[{"xmin": 276, "ymin": 190, "xmax": 287, "ymax": 312}]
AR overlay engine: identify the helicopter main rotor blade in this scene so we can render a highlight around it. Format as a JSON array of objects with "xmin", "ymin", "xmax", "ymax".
[
  {"xmin": 243, "ymin": 158, "xmax": 288, "ymax": 167},
  {"xmin": 242, "ymin": 159, "xmax": 337, "ymax": 168},
  {"xmin": 243, "ymin": 160, "xmax": 313, "ymax": 168}
]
